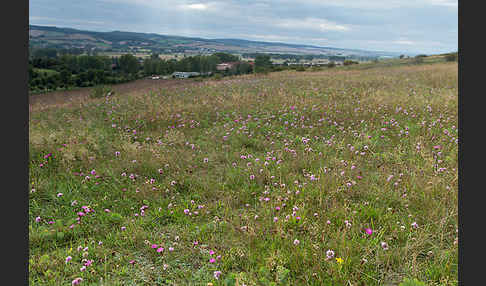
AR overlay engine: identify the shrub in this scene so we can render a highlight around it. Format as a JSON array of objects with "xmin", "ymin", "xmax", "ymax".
[
  {"xmin": 295, "ymin": 66, "xmax": 306, "ymax": 72},
  {"xmin": 213, "ymin": 73, "xmax": 223, "ymax": 81},
  {"xmin": 343, "ymin": 60, "xmax": 359, "ymax": 66},
  {"xmin": 90, "ymin": 85, "xmax": 113, "ymax": 99},
  {"xmin": 445, "ymin": 53, "xmax": 457, "ymax": 62}
]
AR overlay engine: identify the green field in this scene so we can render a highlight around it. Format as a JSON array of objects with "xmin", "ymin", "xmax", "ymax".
[
  {"xmin": 29, "ymin": 60, "xmax": 458, "ymax": 285},
  {"xmin": 33, "ymin": 68, "xmax": 60, "ymax": 76}
]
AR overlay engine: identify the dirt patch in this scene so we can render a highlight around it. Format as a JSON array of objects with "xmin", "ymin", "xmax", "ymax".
[{"xmin": 29, "ymin": 78, "xmax": 205, "ymax": 110}]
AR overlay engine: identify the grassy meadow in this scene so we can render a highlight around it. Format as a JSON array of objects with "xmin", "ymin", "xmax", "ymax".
[{"xmin": 29, "ymin": 61, "xmax": 458, "ymax": 285}]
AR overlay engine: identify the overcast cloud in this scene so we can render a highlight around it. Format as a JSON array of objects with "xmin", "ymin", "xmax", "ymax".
[{"xmin": 29, "ymin": 0, "xmax": 458, "ymax": 54}]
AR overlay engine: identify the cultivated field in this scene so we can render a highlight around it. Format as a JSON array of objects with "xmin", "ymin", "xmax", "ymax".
[{"xmin": 29, "ymin": 61, "xmax": 458, "ymax": 285}]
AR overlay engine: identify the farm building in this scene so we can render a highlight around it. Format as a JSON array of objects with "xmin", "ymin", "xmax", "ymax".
[
  {"xmin": 216, "ymin": 62, "xmax": 238, "ymax": 71},
  {"xmin": 171, "ymin": 71, "xmax": 200, "ymax": 78}
]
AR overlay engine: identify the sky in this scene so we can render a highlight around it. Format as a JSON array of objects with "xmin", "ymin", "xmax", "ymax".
[{"xmin": 29, "ymin": 0, "xmax": 458, "ymax": 55}]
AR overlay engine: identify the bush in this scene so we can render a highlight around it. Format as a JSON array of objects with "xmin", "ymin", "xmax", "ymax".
[
  {"xmin": 90, "ymin": 85, "xmax": 114, "ymax": 99},
  {"xmin": 343, "ymin": 60, "xmax": 359, "ymax": 66},
  {"xmin": 213, "ymin": 73, "xmax": 223, "ymax": 81},
  {"xmin": 445, "ymin": 53, "xmax": 457, "ymax": 62},
  {"xmin": 413, "ymin": 57, "xmax": 424, "ymax": 64},
  {"xmin": 295, "ymin": 66, "xmax": 306, "ymax": 72},
  {"xmin": 328, "ymin": 61, "xmax": 336, "ymax": 68}
]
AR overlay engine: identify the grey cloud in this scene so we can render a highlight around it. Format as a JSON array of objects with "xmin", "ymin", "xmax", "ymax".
[{"xmin": 29, "ymin": 0, "xmax": 457, "ymax": 54}]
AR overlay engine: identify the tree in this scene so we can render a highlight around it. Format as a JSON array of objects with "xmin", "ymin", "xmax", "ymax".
[
  {"xmin": 237, "ymin": 62, "xmax": 253, "ymax": 74},
  {"xmin": 119, "ymin": 54, "xmax": 140, "ymax": 74},
  {"xmin": 399, "ymin": 55, "xmax": 405, "ymax": 59},
  {"xmin": 60, "ymin": 69, "xmax": 71, "ymax": 86},
  {"xmin": 254, "ymin": 54, "xmax": 272, "ymax": 73},
  {"xmin": 213, "ymin": 52, "xmax": 240, "ymax": 63}
]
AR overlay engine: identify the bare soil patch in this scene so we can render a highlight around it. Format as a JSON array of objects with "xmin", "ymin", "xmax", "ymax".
[{"xmin": 29, "ymin": 78, "xmax": 204, "ymax": 110}]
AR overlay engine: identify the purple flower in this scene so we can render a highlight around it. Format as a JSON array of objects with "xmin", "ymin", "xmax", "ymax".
[
  {"xmin": 72, "ymin": 278, "xmax": 83, "ymax": 285},
  {"xmin": 326, "ymin": 249, "xmax": 335, "ymax": 260},
  {"xmin": 65, "ymin": 256, "xmax": 72, "ymax": 263},
  {"xmin": 84, "ymin": 259, "xmax": 93, "ymax": 267},
  {"xmin": 213, "ymin": 271, "xmax": 222, "ymax": 279},
  {"xmin": 35, "ymin": 216, "xmax": 41, "ymax": 222}
]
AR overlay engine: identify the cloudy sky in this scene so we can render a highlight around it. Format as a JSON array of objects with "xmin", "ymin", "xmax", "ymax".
[{"xmin": 29, "ymin": 0, "xmax": 458, "ymax": 55}]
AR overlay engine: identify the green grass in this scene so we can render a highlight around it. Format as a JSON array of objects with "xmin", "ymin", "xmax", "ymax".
[
  {"xmin": 33, "ymin": 68, "xmax": 60, "ymax": 76},
  {"xmin": 29, "ymin": 61, "xmax": 458, "ymax": 285}
]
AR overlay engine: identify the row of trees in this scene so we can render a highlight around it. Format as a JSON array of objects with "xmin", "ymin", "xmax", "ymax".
[
  {"xmin": 142, "ymin": 52, "xmax": 249, "ymax": 76},
  {"xmin": 28, "ymin": 52, "xmax": 142, "ymax": 92}
]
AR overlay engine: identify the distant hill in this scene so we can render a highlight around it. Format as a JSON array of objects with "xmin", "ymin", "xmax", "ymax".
[{"xmin": 29, "ymin": 25, "xmax": 402, "ymax": 58}]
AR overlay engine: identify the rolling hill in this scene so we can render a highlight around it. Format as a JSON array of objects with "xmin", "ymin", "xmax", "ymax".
[{"xmin": 29, "ymin": 25, "xmax": 402, "ymax": 58}]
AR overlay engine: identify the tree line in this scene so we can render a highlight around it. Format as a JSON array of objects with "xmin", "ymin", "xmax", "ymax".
[
  {"xmin": 28, "ymin": 52, "xmax": 143, "ymax": 93},
  {"xmin": 28, "ymin": 49, "xmax": 257, "ymax": 93}
]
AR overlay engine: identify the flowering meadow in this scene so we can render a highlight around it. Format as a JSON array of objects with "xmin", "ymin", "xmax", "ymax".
[{"xmin": 29, "ymin": 60, "xmax": 458, "ymax": 285}]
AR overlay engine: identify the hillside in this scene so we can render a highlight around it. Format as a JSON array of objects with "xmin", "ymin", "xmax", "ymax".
[
  {"xmin": 29, "ymin": 25, "xmax": 402, "ymax": 58},
  {"xmin": 29, "ymin": 61, "xmax": 457, "ymax": 285}
]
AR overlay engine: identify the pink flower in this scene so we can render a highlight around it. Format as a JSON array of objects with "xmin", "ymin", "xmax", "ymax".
[
  {"xmin": 151, "ymin": 244, "xmax": 158, "ymax": 249},
  {"xmin": 65, "ymin": 256, "xmax": 72, "ymax": 263},
  {"xmin": 157, "ymin": 247, "xmax": 164, "ymax": 253},
  {"xmin": 209, "ymin": 250, "xmax": 215, "ymax": 255},
  {"xmin": 35, "ymin": 216, "xmax": 41, "ymax": 222},
  {"xmin": 184, "ymin": 209, "xmax": 190, "ymax": 214},
  {"xmin": 168, "ymin": 247, "xmax": 174, "ymax": 252},
  {"xmin": 293, "ymin": 239, "xmax": 300, "ymax": 245},
  {"xmin": 72, "ymin": 278, "xmax": 83, "ymax": 285},
  {"xmin": 57, "ymin": 193, "xmax": 63, "ymax": 197},
  {"xmin": 80, "ymin": 266, "xmax": 86, "ymax": 272},
  {"xmin": 381, "ymin": 241, "xmax": 389, "ymax": 250},
  {"xmin": 273, "ymin": 216, "xmax": 278, "ymax": 222},
  {"xmin": 364, "ymin": 228, "xmax": 373, "ymax": 235},
  {"xmin": 411, "ymin": 222, "xmax": 419, "ymax": 229},
  {"xmin": 84, "ymin": 260, "xmax": 93, "ymax": 267},
  {"xmin": 209, "ymin": 258, "xmax": 216, "ymax": 263}
]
